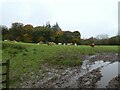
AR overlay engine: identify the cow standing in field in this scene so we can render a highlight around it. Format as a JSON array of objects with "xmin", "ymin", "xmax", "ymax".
[
  {"xmin": 90, "ymin": 43, "xmax": 95, "ymax": 47},
  {"xmin": 38, "ymin": 41, "xmax": 43, "ymax": 45},
  {"xmin": 58, "ymin": 43, "xmax": 62, "ymax": 45},
  {"xmin": 67, "ymin": 43, "xmax": 73, "ymax": 45},
  {"xmin": 48, "ymin": 42, "xmax": 55, "ymax": 45}
]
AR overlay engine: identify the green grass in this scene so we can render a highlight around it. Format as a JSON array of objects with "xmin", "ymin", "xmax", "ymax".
[{"xmin": 1, "ymin": 41, "xmax": 119, "ymax": 87}]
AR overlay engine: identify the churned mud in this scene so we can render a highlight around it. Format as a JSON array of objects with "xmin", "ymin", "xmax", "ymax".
[
  {"xmin": 106, "ymin": 75, "xmax": 120, "ymax": 88},
  {"xmin": 78, "ymin": 68, "xmax": 102, "ymax": 88},
  {"xmin": 18, "ymin": 53, "xmax": 119, "ymax": 88}
]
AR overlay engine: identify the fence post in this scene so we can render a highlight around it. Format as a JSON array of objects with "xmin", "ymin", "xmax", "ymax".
[{"xmin": 6, "ymin": 60, "xmax": 9, "ymax": 89}]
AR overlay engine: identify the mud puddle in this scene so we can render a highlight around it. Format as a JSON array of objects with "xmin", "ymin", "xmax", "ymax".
[
  {"xmin": 18, "ymin": 53, "xmax": 119, "ymax": 88},
  {"xmin": 78, "ymin": 53, "xmax": 119, "ymax": 88},
  {"xmin": 96, "ymin": 61, "xmax": 119, "ymax": 88}
]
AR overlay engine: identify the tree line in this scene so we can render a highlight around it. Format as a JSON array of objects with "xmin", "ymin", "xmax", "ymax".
[
  {"xmin": 1, "ymin": 22, "xmax": 81, "ymax": 45},
  {"xmin": 1, "ymin": 22, "xmax": 119, "ymax": 45},
  {"xmin": 81, "ymin": 35, "xmax": 120, "ymax": 45}
]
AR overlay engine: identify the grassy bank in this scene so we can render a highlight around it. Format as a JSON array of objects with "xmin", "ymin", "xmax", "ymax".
[{"xmin": 2, "ymin": 41, "xmax": 119, "ymax": 87}]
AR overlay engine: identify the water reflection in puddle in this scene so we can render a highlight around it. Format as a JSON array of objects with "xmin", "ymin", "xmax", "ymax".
[
  {"xmin": 96, "ymin": 61, "xmax": 119, "ymax": 88},
  {"xmin": 80, "ymin": 60, "xmax": 110, "ymax": 73},
  {"xmin": 80, "ymin": 59, "xmax": 119, "ymax": 88}
]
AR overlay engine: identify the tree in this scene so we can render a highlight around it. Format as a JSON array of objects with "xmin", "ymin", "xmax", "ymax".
[
  {"xmin": 52, "ymin": 22, "xmax": 61, "ymax": 31},
  {"xmin": 23, "ymin": 24, "xmax": 33, "ymax": 42},
  {"xmin": 45, "ymin": 21, "xmax": 51, "ymax": 28},
  {"xmin": 24, "ymin": 24, "xmax": 33, "ymax": 31},
  {"xmin": 72, "ymin": 31, "xmax": 81, "ymax": 44},
  {"xmin": 94, "ymin": 34, "xmax": 109, "ymax": 45},
  {"xmin": 9, "ymin": 22, "xmax": 24, "ymax": 41},
  {"xmin": 108, "ymin": 35, "xmax": 120, "ymax": 45},
  {"xmin": 63, "ymin": 31, "xmax": 73, "ymax": 44},
  {"xmin": 0, "ymin": 25, "xmax": 8, "ymax": 40},
  {"xmin": 32, "ymin": 26, "xmax": 53, "ymax": 43},
  {"xmin": 96, "ymin": 34, "xmax": 109, "ymax": 40},
  {"xmin": 81, "ymin": 37, "xmax": 95, "ymax": 45},
  {"xmin": 23, "ymin": 33, "xmax": 32, "ymax": 42},
  {"xmin": 54, "ymin": 31, "xmax": 64, "ymax": 44},
  {"xmin": 32, "ymin": 26, "xmax": 45, "ymax": 43},
  {"xmin": 1, "ymin": 22, "xmax": 82, "ymax": 44}
]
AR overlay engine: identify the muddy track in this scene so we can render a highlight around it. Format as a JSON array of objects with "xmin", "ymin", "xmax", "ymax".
[{"xmin": 18, "ymin": 53, "xmax": 119, "ymax": 88}]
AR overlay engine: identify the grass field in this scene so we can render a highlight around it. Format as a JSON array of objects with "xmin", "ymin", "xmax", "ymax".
[{"xmin": 1, "ymin": 41, "xmax": 119, "ymax": 87}]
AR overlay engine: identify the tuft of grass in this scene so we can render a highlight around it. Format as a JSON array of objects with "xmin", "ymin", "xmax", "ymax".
[{"xmin": 46, "ymin": 52, "xmax": 83, "ymax": 66}]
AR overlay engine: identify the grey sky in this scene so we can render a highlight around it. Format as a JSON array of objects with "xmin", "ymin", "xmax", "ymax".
[{"xmin": 0, "ymin": 0, "xmax": 119, "ymax": 38}]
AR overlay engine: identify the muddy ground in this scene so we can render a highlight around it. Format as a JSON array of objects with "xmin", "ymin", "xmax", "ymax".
[
  {"xmin": 106, "ymin": 75, "xmax": 120, "ymax": 88},
  {"xmin": 18, "ymin": 53, "xmax": 119, "ymax": 88}
]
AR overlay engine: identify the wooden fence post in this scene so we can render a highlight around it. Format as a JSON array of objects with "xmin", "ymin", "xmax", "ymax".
[
  {"xmin": 0, "ymin": 60, "xmax": 10, "ymax": 89},
  {"xmin": 6, "ymin": 60, "xmax": 9, "ymax": 89}
]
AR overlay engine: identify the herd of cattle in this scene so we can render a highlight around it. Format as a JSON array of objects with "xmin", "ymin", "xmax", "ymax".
[
  {"xmin": 4, "ymin": 40, "xmax": 95, "ymax": 47},
  {"xmin": 38, "ymin": 41, "xmax": 95, "ymax": 47},
  {"xmin": 37, "ymin": 41, "xmax": 75, "ymax": 46}
]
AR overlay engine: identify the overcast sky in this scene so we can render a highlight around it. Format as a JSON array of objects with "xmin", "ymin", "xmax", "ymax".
[{"xmin": 0, "ymin": 0, "xmax": 119, "ymax": 38}]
